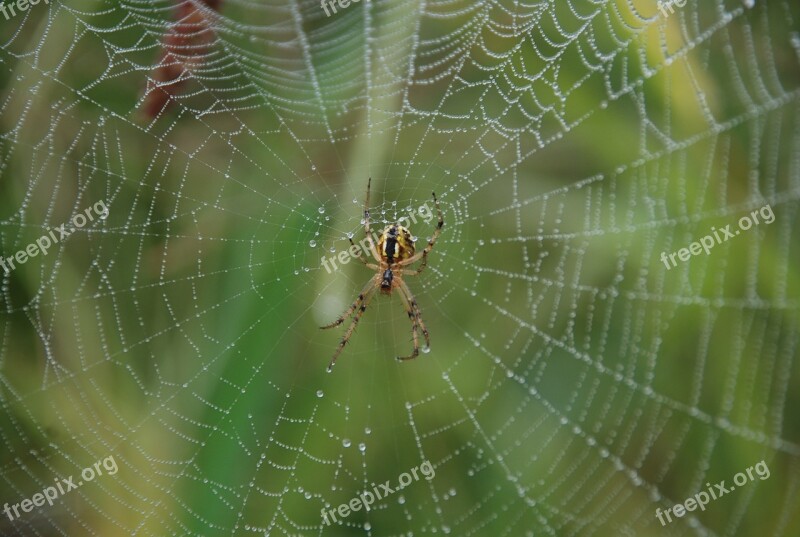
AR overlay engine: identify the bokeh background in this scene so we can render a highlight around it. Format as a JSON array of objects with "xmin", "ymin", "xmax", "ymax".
[{"xmin": 1, "ymin": 0, "xmax": 799, "ymax": 535}]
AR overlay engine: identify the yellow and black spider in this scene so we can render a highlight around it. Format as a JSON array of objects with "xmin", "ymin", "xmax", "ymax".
[{"xmin": 321, "ymin": 178, "xmax": 444, "ymax": 371}]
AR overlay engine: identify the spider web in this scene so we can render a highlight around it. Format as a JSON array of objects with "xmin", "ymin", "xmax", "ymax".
[{"xmin": 1, "ymin": 0, "xmax": 799, "ymax": 535}]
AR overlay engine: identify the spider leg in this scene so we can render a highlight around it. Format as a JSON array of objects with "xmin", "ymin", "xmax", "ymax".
[
  {"xmin": 395, "ymin": 282, "xmax": 420, "ymax": 361},
  {"xmin": 398, "ymin": 250, "xmax": 428, "ymax": 276},
  {"xmin": 397, "ymin": 191, "xmax": 443, "ymax": 267},
  {"xmin": 320, "ymin": 277, "xmax": 379, "ymax": 329},
  {"xmin": 349, "ymin": 237, "xmax": 379, "ymax": 270},
  {"xmin": 401, "ymin": 279, "xmax": 431, "ymax": 350},
  {"xmin": 327, "ymin": 285, "xmax": 379, "ymax": 371},
  {"xmin": 364, "ymin": 177, "xmax": 382, "ymax": 263},
  {"xmin": 396, "ymin": 279, "xmax": 431, "ymax": 360}
]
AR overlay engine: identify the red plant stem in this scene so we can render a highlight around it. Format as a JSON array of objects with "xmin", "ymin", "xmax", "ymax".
[{"xmin": 141, "ymin": 0, "xmax": 222, "ymax": 118}]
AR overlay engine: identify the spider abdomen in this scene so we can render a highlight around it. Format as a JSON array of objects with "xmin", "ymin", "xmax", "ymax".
[{"xmin": 377, "ymin": 225, "xmax": 415, "ymax": 264}]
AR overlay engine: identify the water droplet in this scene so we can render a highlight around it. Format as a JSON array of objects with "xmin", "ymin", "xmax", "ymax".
[
  {"xmin": 342, "ymin": 438, "xmax": 351, "ymax": 448},
  {"xmin": 364, "ymin": 427, "xmax": 371, "ymax": 435},
  {"xmin": 422, "ymin": 346, "xmax": 431, "ymax": 354},
  {"xmin": 316, "ymin": 390, "xmax": 324, "ymax": 398},
  {"xmin": 358, "ymin": 442, "xmax": 366, "ymax": 452},
  {"xmin": 318, "ymin": 207, "xmax": 325, "ymax": 214},
  {"xmin": 397, "ymin": 495, "xmax": 406, "ymax": 504},
  {"xmin": 309, "ymin": 240, "xmax": 317, "ymax": 247},
  {"xmin": 363, "ymin": 522, "xmax": 371, "ymax": 531}
]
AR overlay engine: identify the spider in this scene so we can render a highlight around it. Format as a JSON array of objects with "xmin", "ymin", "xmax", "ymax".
[{"xmin": 321, "ymin": 178, "xmax": 443, "ymax": 372}]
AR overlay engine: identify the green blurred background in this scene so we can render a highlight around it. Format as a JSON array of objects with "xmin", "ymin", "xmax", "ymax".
[{"xmin": 0, "ymin": 0, "xmax": 799, "ymax": 535}]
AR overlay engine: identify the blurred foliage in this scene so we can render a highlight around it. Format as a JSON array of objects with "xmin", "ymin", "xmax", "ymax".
[{"xmin": 0, "ymin": 1, "xmax": 799, "ymax": 536}]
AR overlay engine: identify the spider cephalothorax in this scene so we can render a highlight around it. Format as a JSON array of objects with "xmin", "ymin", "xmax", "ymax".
[{"xmin": 321, "ymin": 178, "xmax": 443, "ymax": 371}]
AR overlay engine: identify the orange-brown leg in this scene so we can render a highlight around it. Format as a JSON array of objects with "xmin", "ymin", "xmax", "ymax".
[
  {"xmin": 320, "ymin": 277, "xmax": 378, "ymax": 329},
  {"xmin": 402, "ymin": 279, "xmax": 431, "ymax": 350},
  {"xmin": 397, "ymin": 191, "xmax": 443, "ymax": 268},
  {"xmin": 396, "ymin": 279, "xmax": 430, "ymax": 360},
  {"xmin": 363, "ymin": 178, "xmax": 382, "ymax": 263},
  {"xmin": 399, "ymin": 251, "xmax": 428, "ymax": 276},
  {"xmin": 349, "ymin": 237, "xmax": 379, "ymax": 270},
  {"xmin": 327, "ymin": 286, "xmax": 378, "ymax": 371}
]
